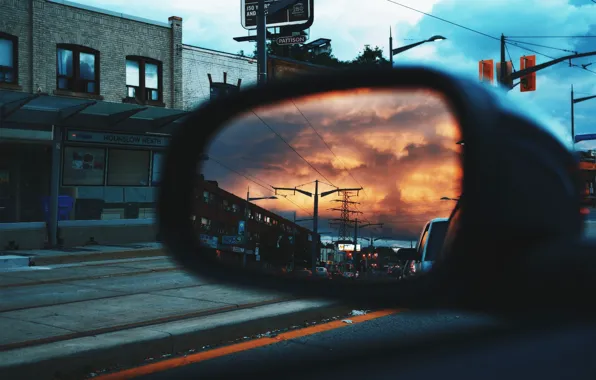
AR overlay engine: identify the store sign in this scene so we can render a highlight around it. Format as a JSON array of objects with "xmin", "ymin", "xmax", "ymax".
[
  {"xmin": 232, "ymin": 246, "xmax": 245, "ymax": 253},
  {"xmin": 222, "ymin": 235, "xmax": 243, "ymax": 245},
  {"xmin": 337, "ymin": 244, "xmax": 361, "ymax": 252},
  {"xmin": 67, "ymin": 130, "xmax": 171, "ymax": 147},
  {"xmin": 199, "ymin": 234, "xmax": 218, "ymax": 249},
  {"xmin": 238, "ymin": 221, "xmax": 245, "ymax": 235}
]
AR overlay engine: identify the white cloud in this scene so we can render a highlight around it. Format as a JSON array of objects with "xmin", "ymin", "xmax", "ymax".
[{"xmin": 75, "ymin": 0, "xmax": 596, "ymax": 143}]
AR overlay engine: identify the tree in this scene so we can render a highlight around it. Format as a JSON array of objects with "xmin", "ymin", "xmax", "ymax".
[{"xmin": 350, "ymin": 45, "xmax": 389, "ymax": 66}]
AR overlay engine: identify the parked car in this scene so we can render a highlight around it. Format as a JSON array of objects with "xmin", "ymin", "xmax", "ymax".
[{"xmin": 397, "ymin": 217, "xmax": 450, "ymax": 279}]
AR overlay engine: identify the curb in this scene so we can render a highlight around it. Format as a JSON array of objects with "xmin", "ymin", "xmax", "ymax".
[
  {"xmin": 0, "ymin": 300, "xmax": 353, "ymax": 380},
  {"xmin": 31, "ymin": 248, "xmax": 166, "ymax": 266}
]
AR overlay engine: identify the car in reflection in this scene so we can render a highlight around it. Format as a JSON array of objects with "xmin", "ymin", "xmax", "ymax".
[
  {"xmin": 315, "ymin": 266, "xmax": 332, "ymax": 279},
  {"xmin": 398, "ymin": 217, "xmax": 450, "ymax": 279}
]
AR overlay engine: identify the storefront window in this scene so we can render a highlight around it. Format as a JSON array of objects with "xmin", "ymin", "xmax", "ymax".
[
  {"xmin": 151, "ymin": 152, "xmax": 163, "ymax": 186},
  {"xmin": 107, "ymin": 149, "xmax": 150, "ymax": 186},
  {"xmin": 201, "ymin": 217, "xmax": 211, "ymax": 232},
  {"xmin": 63, "ymin": 147, "xmax": 106, "ymax": 186}
]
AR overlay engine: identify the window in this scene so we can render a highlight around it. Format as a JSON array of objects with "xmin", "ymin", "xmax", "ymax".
[
  {"xmin": 203, "ymin": 191, "xmax": 210, "ymax": 203},
  {"xmin": 151, "ymin": 152, "xmax": 164, "ymax": 186},
  {"xmin": 125, "ymin": 56, "xmax": 162, "ymax": 104},
  {"xmin": 107, "ymin": 149, "xmax": 150, "ymax": 186},
  {"xmin": 62, "ymin": 147, "xmax": 106, "ymax": 186},
  {"xmin": 232, "ymin": 203, "xmax": 239, "ymax": 213},
  {"xmin": 200, "ymin": 217, "xmax": 211, "ymax": 232},
  {"xmin": 0, "ymin": 33, "xmax": 17, "ymax": 84},
  {"xmin": 424, "ymin": 222, "xmax": 449, "ymax": 262},
  {"xmin": 56, "ymin": 44, "xmax": 99, "ymax": 94}
]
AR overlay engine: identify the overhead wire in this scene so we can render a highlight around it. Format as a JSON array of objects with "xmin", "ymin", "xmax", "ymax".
[
  {"xmin": 251, "ymin": 110, "xmax": 336, "ymax": 187},
  {"xmin": 386, "ymin": 0, "xmax": 596, "ymax": 77},
  {"xmin": 290, "ymin": 99, "xmax": 375, "ymax": 224},
  {"xmin": 209, "ymin": 155, "xmax": 313, "ymax": 216}
]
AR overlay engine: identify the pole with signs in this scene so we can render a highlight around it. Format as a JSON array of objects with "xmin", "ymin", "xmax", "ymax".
[{"xmin": 256, "ymin": 0, "xmax": 267, "ymax": 85}]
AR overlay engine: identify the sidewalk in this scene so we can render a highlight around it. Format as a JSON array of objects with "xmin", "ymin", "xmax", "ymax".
[
  {"xmin": 0, "ymin": 254, "xmax": 351, "ymax": 379},
  {"xmin": 0, "ymin": 241, "xmax": 165, "ymax": 267}
]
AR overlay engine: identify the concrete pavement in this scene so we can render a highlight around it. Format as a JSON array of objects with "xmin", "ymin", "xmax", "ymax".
[{"xmin": 0, "ymin": 256, "xmax": 350, "ymax": 380}]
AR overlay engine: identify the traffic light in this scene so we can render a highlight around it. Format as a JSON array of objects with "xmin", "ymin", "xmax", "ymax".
[
  {"xmin": 520, "ymin": 55, "xmax": 536, "ymax": 92},
  {"xmin": 496, "ymin": 61, "xmax": 513, "ymax": 89},
  {"xmin": 478, "ymin": 59, "xmax": 494, "ymax": 84}
]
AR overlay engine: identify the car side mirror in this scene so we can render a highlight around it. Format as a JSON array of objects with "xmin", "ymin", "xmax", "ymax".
[{"xmin": 397, "ymin": 248, "xmax": 421, "ymax": 261}]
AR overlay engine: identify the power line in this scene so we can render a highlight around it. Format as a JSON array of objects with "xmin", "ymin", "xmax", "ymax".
[
  {"xmin": 386, "ymin": 0, "xmax": 596, "ymax": 77},
  {"xmin": 251, "ymin": 110, "xmax": 336, "ymax": 186},
  {"xmin": 209, "ymin": 155, "xmax": 313, "ymax": 216},
  {"xmin": 386, "ymin": 0, "xmax": 500, "ymax": 41},
  {"xmin": 506, "ymin": 40, "xmax": 596, "ymax": 75},
  {"xmin": 505, "ymin": 38, "xmax": 576, "ymax": 54},
  {"xmin": 290, "ymin": 100, "xmax": 374, "ymax": 221},
  {"xmin": 507, "ymin": 36, "xmax": 596, "ymax": 39}
]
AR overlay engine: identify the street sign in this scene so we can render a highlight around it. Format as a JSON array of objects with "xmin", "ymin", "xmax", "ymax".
[
  {"xmin": 241, "ymin": 0, "xmax": 312, "ymax": 30},
  {"xmin": 276, "ymin": 35, "xmax": 307, "ymax": 45}
]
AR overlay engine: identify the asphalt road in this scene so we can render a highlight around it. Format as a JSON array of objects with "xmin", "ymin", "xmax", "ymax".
[{"xmin": 108, "ymin": 309, "xmax": 500, "ymax": 380}]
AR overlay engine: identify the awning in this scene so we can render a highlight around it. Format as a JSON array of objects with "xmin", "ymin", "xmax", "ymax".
[{"xmin": 0, "ymin": 90, "xmax": 190, "ymax": 135}]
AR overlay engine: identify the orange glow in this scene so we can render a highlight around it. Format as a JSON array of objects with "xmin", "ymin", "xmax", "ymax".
[{"xmin": 204, "ymin": 88, "xmax": 462, "ymax": 237}]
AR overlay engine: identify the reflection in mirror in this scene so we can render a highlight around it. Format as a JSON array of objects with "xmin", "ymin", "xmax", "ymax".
[{"xmin": 194, "ymin": 88, "xmax": 462, "ymax": 283}]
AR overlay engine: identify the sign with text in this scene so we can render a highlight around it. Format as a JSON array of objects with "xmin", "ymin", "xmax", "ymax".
[
  {"xmin": 199, "ymin": 234, "xmax": 219, "ymax": 249},
  {"xmin": 241, "ymin": 0, "xmax": 311, "ymax": 30},
  {"xmin": 238, "ymin": 220, "xmax": 246, "ymax": 235},
  {"xmin": 67, "ymin": 131, "xmax": 170, "ymax": 148},
  {"xmin": 337, "ymin": 243, "xmax": 361, "ymax": 252},
  {"xmin": 276, "ymin": 35, "xmax": 307, "ymax": 45},
  {"xmin": 222, "ymin": 235, "xmax": 244, "ymax": 245}
]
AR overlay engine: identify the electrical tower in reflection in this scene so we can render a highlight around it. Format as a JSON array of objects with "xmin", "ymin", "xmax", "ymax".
[{"xmin": 328, "ymin": 189, "xmax": 362, "ymax": 241}]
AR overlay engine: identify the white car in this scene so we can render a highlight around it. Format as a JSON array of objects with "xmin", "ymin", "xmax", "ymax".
[{"xmin": 399, "ymin": 217, "xmax": 450, "ymax": 278}]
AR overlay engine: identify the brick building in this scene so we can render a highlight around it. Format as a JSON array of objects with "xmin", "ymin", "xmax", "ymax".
[
  {"xmin": 0, "ymin": 0, "xmax": 188, "ymax": 248},
  {"xmin": 193, "ymin": 175, "xmax": 314, "ymax": 269}
]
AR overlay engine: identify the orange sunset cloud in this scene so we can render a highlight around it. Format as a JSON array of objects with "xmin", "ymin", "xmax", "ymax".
[{"xmin": 202, "ymin": 88, "xmax": 462, "ymax": 239}]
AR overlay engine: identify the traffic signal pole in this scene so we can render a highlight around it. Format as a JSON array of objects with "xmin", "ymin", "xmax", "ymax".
[{"xmin": 500, "ymin": 34, "xmax": 506, "ymax": 89}]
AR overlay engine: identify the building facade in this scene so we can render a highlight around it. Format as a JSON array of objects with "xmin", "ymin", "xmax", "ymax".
[
  {"xmin": 0, "ymin": 0, "xmax": 186, "ymax": 248},
  {"xmin": 192, "ymin": 175, "xmax": 313, "ymax": 269},
  {"xmin": 182, "ymin": 45, "xmax": 257, "ymax": 110}
]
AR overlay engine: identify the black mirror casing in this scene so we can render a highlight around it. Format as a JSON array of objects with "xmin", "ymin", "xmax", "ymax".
[{"xmin": 158, "ymin": 66, "xmax": 583, "ymax": 311}]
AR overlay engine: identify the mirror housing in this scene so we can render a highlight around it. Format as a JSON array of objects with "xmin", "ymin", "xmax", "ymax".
[
  {"xmin": 158, "ymin": 65, "xmax": 583, "ymax": 309},
  {"xmin": 397, "ymin": 248, "xmax": 421, "ymax": 261}
]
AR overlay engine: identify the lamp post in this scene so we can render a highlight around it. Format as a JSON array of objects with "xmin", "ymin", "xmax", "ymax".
[
  {"xmin": 243, "ymin": 186, "xmax": 277, "ymax": 267},
  {"xmin": 389, "ymin": 29, "xmax": 446, "ymax": 66},
  {"xmin": 571, "ymin": 85, "xmax": 596, "ymax": 144}
]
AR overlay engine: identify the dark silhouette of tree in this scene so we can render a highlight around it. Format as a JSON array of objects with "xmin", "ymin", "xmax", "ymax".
[{"xmin": 350, "ymin": 45, "xmax": 388, "ymax": 66}]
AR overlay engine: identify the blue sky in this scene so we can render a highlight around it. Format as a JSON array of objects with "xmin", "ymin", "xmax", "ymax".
[
  {"xmin": 78, "ymin": 0, "xmax": 596, "ymax": 244},
  {"xmin": 80, "ymin": 0, "xmax": 596, "ymax": 150}
]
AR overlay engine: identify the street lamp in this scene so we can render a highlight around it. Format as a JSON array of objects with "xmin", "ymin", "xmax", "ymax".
[
  {"xmin": 389, "ymin": 28, "xmax": 446, "ymax": 66},
  {"xmin": 242, "ymin": 187, "xmax": 278, "ymax": 267},
  {"xmin": 571, "ymin": 85, "xmax": 596, "ymax": 143}
]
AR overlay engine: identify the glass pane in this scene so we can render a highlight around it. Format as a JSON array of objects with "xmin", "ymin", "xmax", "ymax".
[
  {"xmin": 145, "ymin": 62, "xmax": 158, "ymax": 89},
  {"xmin": 126, "ymin": 60, "xmax": 139, "ymax": 86},
  {"xmin": 151, "ymin": 152, "xmax": 163, "ymax": 186},
  {"xmin": 127, "ymin": 87, "xmax": 136, "ymax": 98},
  {"xmin": 62, "ymin": 147, "xmax": 106, "ymax": 186},
  {"xmin": 4, "ymin": 70, "xmax": 13, "ymax": 83},
  {"xmin": 424, "ymin": 221, "xmax": 449, "ymax": 261},
  {"xmin": 79, "ymin": 52, "xmax": 95, "ymax": 80},
  {"xmin": 0, "ymin": 38, "xmax": 13, "ymax": 67},
  {"xmin": 150, "ymin": 89, "xmax": 158, "ymax": 101},
  {"xmin": 107, "ymin": 149, "xmax": 150, "ymax": 186},
  {"xmin": 58, "ymin": 77, "xmax": 69, "ymax": 89},
  {"xmin": 86, "ymin": 82, "xmax": 95, "ymax": 93},
  {"xmin": 57, "ymin": 49, "xmax": 73, "ymax": 77}
]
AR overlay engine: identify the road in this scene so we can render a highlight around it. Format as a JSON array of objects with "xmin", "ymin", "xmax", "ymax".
[{"xmin": 94, "ymin": 308, "xmax": 499, "ymax": 379}]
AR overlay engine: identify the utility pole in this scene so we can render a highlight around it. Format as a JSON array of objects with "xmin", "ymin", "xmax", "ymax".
[
  {"xmin": 255, "ymin": 0, "xmax": 301, "ymax": 86},
  {"xmin": 389, "ymin": 26, "xmax": 393, "ymax": 67},
  {"xmin": 256, "ymin": 0, "xmax": 267, "ymax": 85},
  {"xmin": 274, "ymin": 181, "xmax": 362, "ymax": 272},
  {"xmin": 570, "ymin": 85, "xmax": 596, "ymax": 143},
  {"xmin": 355, "ymin": 221, "xmax": 383, "ymax": 273},
  {"xmin": 500, "ymin": 34, "xmax": 506, "ymax": 90}
]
